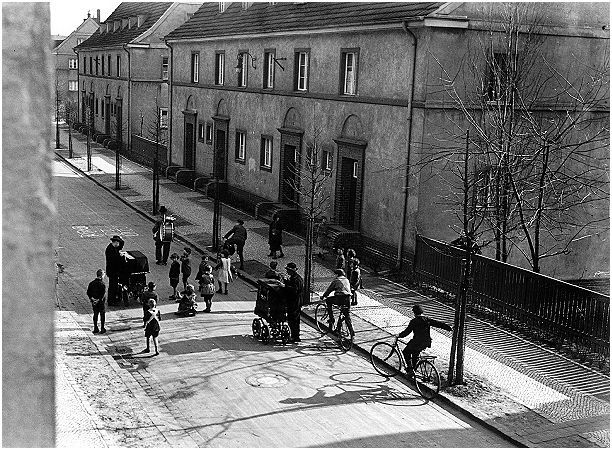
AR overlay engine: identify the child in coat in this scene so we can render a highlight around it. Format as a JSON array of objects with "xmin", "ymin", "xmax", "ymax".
[
  {"xmin": 180, "ymin": 247, "xmax": 192, "ymax": 291},
  {"xmin": 143, "ymin": 298, "xmax": 161, "ymax": 355},
  {"xmin": 198, "ymin": 265, "xmax": 215, "ymax": 312},
  {"xmin": 168, "ymin": 253, "xmax": 180, "ymax": 300},
  {"xmin": 215, "ymin": 250, "xmax": 233, "ymax": 295}
]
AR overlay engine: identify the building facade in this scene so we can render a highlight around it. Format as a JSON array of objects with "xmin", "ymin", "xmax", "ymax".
[
  {"xmin": 52, "ymin": 12, "xmax": 99, "ymax": 118},
  {"xmin": 164, "ymin": 2, "xmax": 608, "ymax": 279},
  {"xmin": 75, "ymin": 2, "xmax": 201, "ymax": 154}
]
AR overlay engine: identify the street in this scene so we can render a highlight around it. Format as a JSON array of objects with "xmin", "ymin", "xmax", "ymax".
[{"xmin": 54, "ymin": 158, "xmax": 516, "ymax": 447}]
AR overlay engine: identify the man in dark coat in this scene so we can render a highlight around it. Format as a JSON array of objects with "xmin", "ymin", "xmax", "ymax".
[
  {"xmin": 224, "ymin": 219, "xmax": 247, "ymax": 270},
  {"xmin": 398, "ymin": 304, "xmax": 452, "ymax": 371},
  {"xmin": 268, "ymin": 214, "xmax": 284, "ymax": 259},
  {"xmin": 105, "ymin": 235, "xmax": 125, "ymax": 306},
  {"xmin": 87, "ymin": 269, "xmax": 107, "ymax": 333},
  {"xmin": 284, "ymin": 262, "xmax": 304, "ymax": 343},
  {"xmin": 152, "ymin": 205, "xmax": 173, "ymax": 265}
]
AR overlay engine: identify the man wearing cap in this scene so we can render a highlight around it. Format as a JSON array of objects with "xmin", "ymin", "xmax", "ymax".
[
  {"xmin": 398, "ymin": 304, "xmax": 452, "ymax": 373},
  {"xmin": 105, "ymin": 235, "xmax": 125, "ymax": 306},
  {"xmin": 284, "ymin": 262, "xmax": 304, "ymax": 342},
  {"xmin": 224, "ymin": 219, "xmax": 247, "ymax": 270},
  {"xmin": 87, "ymin": 269, "xmax": 107, "ymax": 333},
  {"xmin": 153, "ymin": 205, "xmax": 173, "ymax": 265},
  {"xmin": 321, "ymin": 269, "xmax": 355, "ymax": 337}
]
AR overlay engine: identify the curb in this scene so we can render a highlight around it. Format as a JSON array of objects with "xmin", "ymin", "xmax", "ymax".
[{"xmin": 55, "ymin": 148, "xmax": 528, "ymax": 448}]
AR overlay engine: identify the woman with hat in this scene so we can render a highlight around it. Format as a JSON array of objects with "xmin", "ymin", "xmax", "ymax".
[
  {"xmin": 141, "ymin": 281, "xmax": 159, "ymax": 326},
  {"xmin": 284, "ymin": 262, "xmax": 304, "ymax": 343},
  {"xmin": 105, "ymin": 235, "xmax": 125, "ymax": 306}
]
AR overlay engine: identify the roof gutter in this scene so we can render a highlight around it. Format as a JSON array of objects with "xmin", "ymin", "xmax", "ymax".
[{"xmin": 397, "ymin": 20, "xmax": 418, "ymax": 272}]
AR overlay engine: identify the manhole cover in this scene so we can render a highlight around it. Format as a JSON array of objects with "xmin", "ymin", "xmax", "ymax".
[{"xmin": 245, "ymin": 373, "xmax": 288, "ymax": 388}]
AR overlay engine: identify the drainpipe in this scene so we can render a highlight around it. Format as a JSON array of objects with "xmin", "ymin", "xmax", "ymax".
[
  {"xmin": 122, "ymin": 43, "xmax": 131, "ymax": 153},
  {"xmin": 166, "ymin": 40, "xmax": 174, "ymax": 167},
  {"xmin": 396, "ymin": 21, "xmax": 418, "ymax": 271}
]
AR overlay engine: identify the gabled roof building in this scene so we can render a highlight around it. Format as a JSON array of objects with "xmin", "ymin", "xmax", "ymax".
[{"xmin": 163, "ymin": 2, "xmax": 608, "ymax": 279}]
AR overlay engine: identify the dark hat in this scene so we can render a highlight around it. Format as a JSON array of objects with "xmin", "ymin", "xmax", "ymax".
[
  {"xmin": 412, "ymin": 304, "xmax": 423, "ymax": 315},
  {"xmin": 96, "ymin": 269, "xmax": 104, "ymax": 277},
  {"xmin": 285, "ymin": 262, "xmax": 298, "ymax": 272},
  {"xmin": 110, "ymin": 235, "xmax": 123, "ymax": 243},
  {"xmin": 147, "ymin": 281, "xmax": 156, "ymax": 289},
  {"xmin": 334, "ymin": 269, "xmax": 345, "ymax": 277}
]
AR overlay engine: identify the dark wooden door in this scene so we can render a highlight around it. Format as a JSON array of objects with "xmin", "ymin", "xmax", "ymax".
[
  {"xmin": 215, "ymin": 129, "xmax": 226, "ymax": 180},
  {"xmin": 282, "ymin": 144, "xmax": 298, "ymax": 205},
  {"xmin": 116, "ymin": 102, "xmax": 122, "ymax": 143},
  {"xmin": 339, "ymin": 157, "xmax": 358, "ymax": 229},
  {"xmin": 184, "ymin": 122, "xmax": 194, "ymax": 169},
  {"xmin": 104, "ymin": 100, "xmax": 110, "ymax": 134}
]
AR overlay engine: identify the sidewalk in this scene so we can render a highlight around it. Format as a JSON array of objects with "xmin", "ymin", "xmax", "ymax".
[{"xmin": 55, "ymin": 126, "xmax": 609, "ymax": 448}]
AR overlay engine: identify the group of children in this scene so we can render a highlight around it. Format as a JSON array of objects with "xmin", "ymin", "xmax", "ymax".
[{"xmin": 335, "ymin": 247, "xmax": 362, "ymax": 306}]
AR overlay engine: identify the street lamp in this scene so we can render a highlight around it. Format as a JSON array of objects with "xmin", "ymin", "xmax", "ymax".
[{"xmin": 235, "ymin": 52, "xmax": 257, "ymax": 73}]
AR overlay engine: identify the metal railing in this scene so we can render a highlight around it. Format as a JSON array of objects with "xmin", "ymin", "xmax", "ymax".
[{"xmin": 414, "ymin": 235, "xmax": 610, "ymax": 361}]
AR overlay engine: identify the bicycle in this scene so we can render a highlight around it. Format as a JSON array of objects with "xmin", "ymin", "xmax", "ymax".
[
  {"xmin": 370, "ymin": 336, "xmax": 441, "ymax": 400},
  {"xmin": 314, "ymin": 298, "xmax": 354, "ymax": 351}
]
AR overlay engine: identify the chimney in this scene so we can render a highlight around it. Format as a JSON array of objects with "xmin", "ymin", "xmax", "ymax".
[{"xmin": 97, "ymin": 9, "xmax": 100, "ymax": 23}]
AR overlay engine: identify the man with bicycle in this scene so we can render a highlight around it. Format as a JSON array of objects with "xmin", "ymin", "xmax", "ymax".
[
  {"xmin": 321, "ymin": 269, "xmax": 355, "ymax": 337},
  {"xmin": 399, "ymin": 304, "xmax": 452, "ymax": 374}
]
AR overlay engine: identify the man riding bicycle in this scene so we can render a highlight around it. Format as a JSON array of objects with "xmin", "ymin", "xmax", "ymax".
[
  {"xmin": 321, "ymin": 269, "xmax": 355, "ymax": 337},
  {"xmin": 398, "ymin": 304, "xmax": 452, "ymax": 373}
]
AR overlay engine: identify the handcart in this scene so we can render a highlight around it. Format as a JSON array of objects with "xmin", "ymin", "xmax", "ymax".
[
  {"xmin": 121, "ymin": 250, "xmax": 149, "ymax": 306},
  {"xmin": 252, "ymin": 279, "xmax": 291, "ymax": 345}
]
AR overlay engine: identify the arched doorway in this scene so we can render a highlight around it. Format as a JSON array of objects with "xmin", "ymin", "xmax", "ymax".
[
  {"xmin": 277, "ymin": 108, "xmax": 304, "ymax": 205},
  {"xmin": 333, "ymin": 115, "xmax": 367, "ymax": 230},
  {"xmin": 182, "ymin": 95, "xmax": 197, "ymax": 170}
]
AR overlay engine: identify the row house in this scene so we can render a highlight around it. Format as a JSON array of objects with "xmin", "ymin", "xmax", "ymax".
[
  {"xmin": 75, "ymin": 2, "xmax": 200, "ymax": 163},
  {"xmin": 164, "ymin": 2, "xmax": 609, "ymax": 278},
  {"xmin": 52, "ymin": 11, "xmax": 99, "ymax": 117}
]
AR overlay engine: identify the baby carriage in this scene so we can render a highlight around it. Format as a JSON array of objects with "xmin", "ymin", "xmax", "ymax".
[
  {"xmin": 252, "ymin": 279, "xmax": 291, "ymax": 345},
  {"xmin": 121, "ymin": 250, "xmax": 149, "ymax": 306}
]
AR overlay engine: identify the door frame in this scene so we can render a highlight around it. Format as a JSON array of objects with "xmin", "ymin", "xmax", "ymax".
[
  {"xmin": 333, "ymin": 137, "xmax": 367, "ymax": 231},
  {"xmin": 182, "ymin": 110, "xmax": 197, "ymax": 169},
  {"xmin": 212, "ymin": 115, "xmax": 229, "ymax": 180},
  {"xmin": 278, "ymin": 126, "xmax": 304, "ymax": 205}
]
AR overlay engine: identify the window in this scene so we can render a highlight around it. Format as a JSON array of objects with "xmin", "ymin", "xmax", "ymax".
[
  {"xmin": 162, "ymin": 56, "xmax": 169, "ymax": 80},
  {"xmin": 116, "ymin": 55, "xmax": 121, "ymax": 77},
  {"xmin": 487, "ymin": 53, "xmax": 508, "ymax": 101},
  {"xmin": 237, "ymin": 52, "xmax": 248, "ymax": 87},
  {"xmin": 294, "ymin": 50, "xmax": 310, "ymax": 91},
  {"xmin": 107, "ymin": 55, "xmax": 112, "ymax": 76},
  {"xmin": 353, "ymin": 161, "xmax": 358, "ymax": 178},
  {"xmin": 68, "ymin": 81, "xmax": 78, "ymax": 91},
  {"xmin": 83, "ymin": 56, "xmax": 86, "ymax": 73},
  {"xmin": 340, "ymin": 49, "xmax": 358, "ymax": 95},
  {"xmin": 263, "ymin": 50, "xmax": 275, "ymax": 89},
  {"xmin": 235, "ymin": 130, "xmax": 246, "ymax": 161},
  {"xmin": 474, "ymin": 168, "xmax": 496, "ymax": 211},
  {"xmin": 77, "ymin": 38, "xmax": 83, "ymax": 45},
  {"xmin": 322, "ymin": 148, "xmax": 332, "ymax": 171},
  {"xmin": 95, "ymin": 56, "xmax": 99, "ymax": 75},
  {"xmin": 159, "ymin": 108, "xmax": 168, "ymax": 129},
  {"xmin": 198, "ymin": 123, "xmax": 205, "ymax": 142},
  {"xmin": 89, "ymin": 57, "xmax": 92, "ymax": 74},
  {"xmin": 68, "ymin": 58, "xmax": 78, "ymax": 69},
  {"xmin": 260, "ymin": 136, "xmax": 272, "ymax": 169},
  {"xmin": 215, "ymin": 52, "xmax": 225, "ymax": 85},
  {"xmin": 206, "ymin": 122, "xmax": 213, "ymax": 144},
  {"xmin": 191, "ymin": 52, "xmax": 199, "ymax": 83},
  {"xmin": 101, "ymin": 55, "xmax": 105, "ymax": 75}
]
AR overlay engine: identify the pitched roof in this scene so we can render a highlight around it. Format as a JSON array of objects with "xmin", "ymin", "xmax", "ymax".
[
  {"xmin": 165, "ymin": 2, "xmax": 444, "ymax": 41},
  {"xmin": 76, "ymin": 2, "xmax": 172, "ymax": 49}
]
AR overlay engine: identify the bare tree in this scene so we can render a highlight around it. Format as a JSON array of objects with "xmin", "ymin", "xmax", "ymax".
[
  {"xmin": 140, "ymin": 99, "xmax": 168, "ymax": 214},
  {"xmin": 65, "ymin": 100, "xmax": 78, "ymax": 158},
  {"xmin": 286, "ymin": 125, "xmax": 333, "ymax": 304}
]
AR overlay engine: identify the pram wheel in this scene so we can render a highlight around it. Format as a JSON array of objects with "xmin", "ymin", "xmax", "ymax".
[
  {"xmin": 260, "ymin": 324, "xmax": 270, "ymax": 344},
  {"xmin": 280, "ymin": 324, "xmax": 290, "ymax": 345},
  {"xmin": 252, "ymin": 318, "xmax": 262, "ymax": 339}
]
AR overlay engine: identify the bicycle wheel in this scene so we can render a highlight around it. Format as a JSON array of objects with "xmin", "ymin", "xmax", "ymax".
[
  {"xmin": 370, "ymin": 342, "xmax": 402, "ymax": 377},
  {"xmin": 337, "ymin": 318, "xmax": 353, "ymax": 351},
  {"xmin": 414, "ymin": 359, "xmax": 441, "ymax": 400},
  {"xmin": 314, "ymin": 303, "xmax": 329, "ymax": 334}
]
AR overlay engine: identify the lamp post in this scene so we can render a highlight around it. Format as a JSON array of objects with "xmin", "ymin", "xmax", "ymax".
[{"xmin": 211, "ymin": 143, "xmax": 222, "ymax": 252}]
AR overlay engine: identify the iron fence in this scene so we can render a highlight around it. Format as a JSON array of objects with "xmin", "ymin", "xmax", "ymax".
[{"xmin": 414, "ymin": 235, "xmax": 610, "ymax": 361}]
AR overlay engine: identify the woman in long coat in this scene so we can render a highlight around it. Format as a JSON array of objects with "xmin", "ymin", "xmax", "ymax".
[
  {"xmin": 105, "ymin": 235, "xmax": 125, "ymax": 305},
  {"xmin": 268, "ymin": 214, "xmax": 284, "ymax": 259}
]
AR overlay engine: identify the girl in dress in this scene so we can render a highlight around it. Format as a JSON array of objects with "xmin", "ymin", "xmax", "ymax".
[
  {"xmin": 215, "ymin": 250, "xmax": 233, "ymax": 295},
  {"xmin": 199, "ymin": 265, "xmax": 216, "ymax": 312},
  {"xmin": 143, "ymin": 298, "xmax": 161, "ymax": 356}
]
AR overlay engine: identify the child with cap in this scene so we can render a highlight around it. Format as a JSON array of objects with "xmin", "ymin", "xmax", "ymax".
[
  {"xmin": 180, "ymin": 247, "xmax": 192, "ymax": 291},
  {"xmin": 168, "ymin": 252, "xmax": 180, "ymax": 300}
]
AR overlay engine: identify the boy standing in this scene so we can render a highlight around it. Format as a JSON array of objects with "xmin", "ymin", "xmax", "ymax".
[
  {"xmin": 168, "ymin": 253, "xmax": 180, "ymax": 300},
  {"xmin": 181, "ymin": 247, "xmax": 192, "ymax": 291},
  {"xmin": 87, "ymin": 269, "xmax": 107, "ymax": 334}
]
